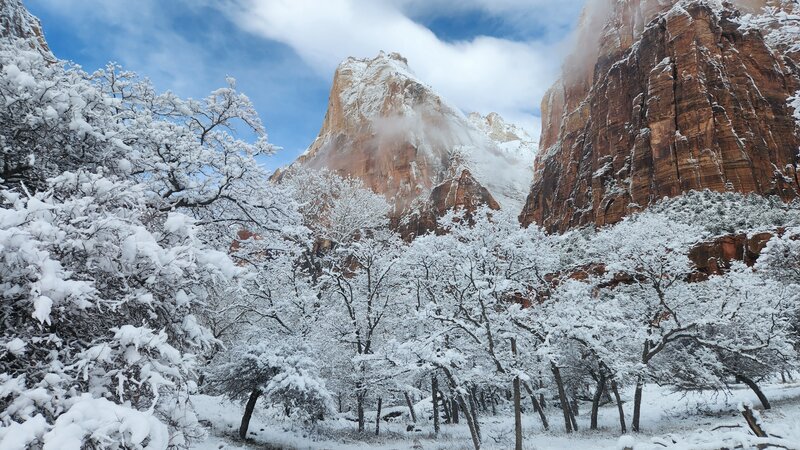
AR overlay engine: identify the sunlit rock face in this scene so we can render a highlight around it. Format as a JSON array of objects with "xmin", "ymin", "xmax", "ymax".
[
  {"xmin": 521, "ymin": 0, "xmax": 800, "ymax": 233},
  {"xmin": 400, "ymin": 169, "xmax": 502, "ymax": 238},
  {"xmin": 287, "ymin": 51, "xmax": 535, "ymax": 236}
]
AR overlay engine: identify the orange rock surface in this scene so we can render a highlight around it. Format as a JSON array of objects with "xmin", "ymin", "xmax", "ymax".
[{"xmin": 521, "ymin": 0, "xmax": 800, "ymax": 232}]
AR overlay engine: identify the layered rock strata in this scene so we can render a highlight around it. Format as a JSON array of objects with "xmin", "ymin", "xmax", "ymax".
[{"xmin": 521, "ymin": 0, "xmax": 800, "ymax": 232}]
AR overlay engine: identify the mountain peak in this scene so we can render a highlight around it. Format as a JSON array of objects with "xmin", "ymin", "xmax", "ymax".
[
  {"xmin": 327, "ymin": 51, "xmax": 446, "ymax": 130},
  {"xmin": 288, "ymin": 52, "xmax": 535, "ymax": 234},
  {"xmin": 468, "ymin": 112, "xmax": 534, "ymax": 145},
  {"xmin": 343, "ymin": 51, "xmax": 409, "ymax": 67}
]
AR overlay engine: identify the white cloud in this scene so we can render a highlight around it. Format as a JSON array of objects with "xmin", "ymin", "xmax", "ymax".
[
  {"xmin": 28, "ymin": 0, "xmax": 587, "ymax": 143},
  {"xmin": 224, "ymin": 0, "xmax": 584, "ymax": 133}
]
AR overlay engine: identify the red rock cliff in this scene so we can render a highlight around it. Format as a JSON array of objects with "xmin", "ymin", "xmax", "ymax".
[
  {"xmin": 286, "ymin": 52, "xmax": 535, "ymax": 236},
  {"xmin": 521, "ymin": 0, "xmax": 800, "ymax": 232}
]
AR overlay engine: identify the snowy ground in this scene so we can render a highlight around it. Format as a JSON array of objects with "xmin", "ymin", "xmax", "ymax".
[{"xmin": 191, "ymin": 383, "xmax": 800, "ymax": 450}]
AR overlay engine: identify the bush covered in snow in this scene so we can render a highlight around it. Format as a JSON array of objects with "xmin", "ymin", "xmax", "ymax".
[
  {"xmin": 648, "ymin": 190, "xmax": 800, "ymax": 236},
  {"xmin": 208, "ymin": 342, "xmax": 334, "ymax": 438},
  {"xmin": 0, "ymin": 36, "xmax": 301, "ymax": 449}
]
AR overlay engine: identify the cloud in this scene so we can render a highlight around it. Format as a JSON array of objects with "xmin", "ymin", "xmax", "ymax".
[
  {"xmin": 27, "ymin": 0, "xmax": 587, "ymax": 152},
  {"xmin": 222, "ymin": 0, "xmax": 584, "ymax": 133}
]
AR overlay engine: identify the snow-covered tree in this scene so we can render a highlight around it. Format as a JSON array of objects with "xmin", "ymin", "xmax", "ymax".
[
  {"xmin": 282, "ymin": 168, "xmax": 390, "ymax": 245},
  {"xmin": 689, "ymin": 263, "xmax": 798, "ymax": 408},
  {"xmin": 317, "ymin": 228, "xmax": 408, "ymax": 432},
  {"xmin": 588, "ymin": 213, "xmax": 704, "ymax": 432},
  {"xmin": 0, "ymin": 37, "xmax": 302, "ymax": 448},
  {"xmin": 399, "ymin": 207, "xmax": 559, "ymax": 449},
  {"xmin": 647, "ymin": 190, "xmax": 800, "ymax": 236},
  {"xmin": 0, "ymin": 170, "xmax": 242, "ymax": 448},
  {"xmin": 756, "ymin": 227, "xmax": 800, "ymax": 358},
  {"xmin": 208, "ymin": 342, "xmax": 333, "ymax": 439},
  {"xmin": 531, "ymin": 277, "xmax": 635, "ymax": 433},
  {"xmin": 756, "ymin": 227, "xmax": 800, "ymax": 285},
  {"xmin": 0, "ymin": 43, "xmax": 123, "ymax": 192}
]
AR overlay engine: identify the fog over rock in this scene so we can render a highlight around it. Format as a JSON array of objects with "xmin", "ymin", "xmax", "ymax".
[{"xmin": 283, "ymin": 51, "xmax": 536, "ymax": 236}]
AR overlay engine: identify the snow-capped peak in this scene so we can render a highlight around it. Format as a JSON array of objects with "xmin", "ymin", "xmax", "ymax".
[
  {"xmin": 333, "ymin": 51, "xmax": 425, "ymax": 121},
  {"xmin": 468, "ymin": 112, "xmax": 530, "ymax": 143},
  {"xmin": 468, "ymin": 112, "xmax": 538, "ymax": 163},
  {"xmin": 297, "ymin": 52, "xmax": 536, "ymax": 216}
]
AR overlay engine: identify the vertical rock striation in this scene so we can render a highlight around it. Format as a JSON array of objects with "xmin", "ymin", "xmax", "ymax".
[{"xmin": 521, "ymin": 0, "xmax": 800, "ymax": 232}]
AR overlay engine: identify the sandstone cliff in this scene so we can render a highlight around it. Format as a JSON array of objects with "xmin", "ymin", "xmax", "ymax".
[
  {"xmin": 0, "ymin": 0, "xmax": 52, "ymax": 57},
  {"xmin": 287, "ymin": 52, "xmax": 535, "ymax": 236},
  {"xmin": 521, "ymin": 0, "xmax": 800, "ymax": 232}
]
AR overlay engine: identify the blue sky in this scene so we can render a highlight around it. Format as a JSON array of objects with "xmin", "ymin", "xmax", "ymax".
[{"xmin": 26, "ymin": 0, "xmax": 586, "ymax": 170}]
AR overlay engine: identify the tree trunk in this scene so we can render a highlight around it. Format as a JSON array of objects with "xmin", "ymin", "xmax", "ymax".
[
  {"xmin": 524, "ymin": 382, "xmax": 549, "ymax": 431},
  {"xmin": 740, "ymin": 403, "xmax": 768, "ymax": 438},
  {"xmin": 432, "ymin": 376, "xmax": 440, "ymax": 435},
  {"xmin": 570, "ymin": 392, "xmax": 580, "ymax": 417},
  {"xmin": 540, "ymin": 393, "xmax": 546, "ymax": 409},
  {"xmin": 375, "ymin": 398, "xmax": 382, "ymax": 436},
  {"xmin": 452, "ymin": 397, "xmax": 460, "ymax": 424},
  {"xmin": 457, "ymin": 394, "xmax": 481, "ymax": 450},
  {"xmin": 239, "ymin": 388, "xmax": 262, "ymax": 440},
  {"xmin": 469, "ymin": 386, "xmax": 480, "ymax": 414},
  {"xmin": 567, "ymin": 398, "xmax": 579, "ymax": 431},
  {"xmin": 590, "ymin": 374, "xmax": 607, "ymax": 430},
  {"xmin": 736, "ymin": 374, "xmax": 772, "ymax": 410},
  {"xmin": 404, "ymin": 392, "xmax": 417, "ymax": 423},
  {"xmin": 551, "ymin": 363, "xmax": 573, "ymax": 433},
  {"xmin": 439, "ymin": 367, "xmax": 481, "ymax": 450},
  {"xmin": 610, "ymin": 378, "xmax": 627, "ymax": 433},
  {"xmin": 441, "ymin": 391, "xmax": 451, "ymax": 424},
  {"xmin": 480, "ymin": 390, "xmax": 487, "ymax": 412},
  {"xmin": 357, "ymin": 393, "xmax": 365, "ymax": 433},
  {"xmin": 511, "ymin": 338, "xmax": 523, "ymax": 450},
  {"xmin": 513, "ymin": 375, "xmax": 523, "ymax": 450},
  {"xmin": 469, "ymin": 390, "xmax": 481, "ymax": 441},
  {"xmin": 633, "ymin": 340, "xmax": 650, "ymax": 433},
  {"xmin": 632, "ymin": 374, "xmax": 644, "ymax": 432}
]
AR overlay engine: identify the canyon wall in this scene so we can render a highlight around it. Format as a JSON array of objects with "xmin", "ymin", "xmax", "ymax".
[{"xmin": 521, "ymin": 0, "xmax": 800, "ymax": 232}]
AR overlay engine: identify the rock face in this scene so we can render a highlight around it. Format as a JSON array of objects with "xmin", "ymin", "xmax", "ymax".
[
  {"xmin": 521, "ymin": 0, "xmax": 800, "ymax": 232},
  {"xmin": 402, "ymin": 169, "xmax": 501, "ymax": 236},
  {"xmin": 0, "ymin": 0, "xmax": 52, "ymax": 57},
  {"xmin": 288, "ymin": 52, "xmax": 535, "ymax": 236},
  {"xmin": 689, "ymin": 231, "xmax": 775, "ymax": 277}
]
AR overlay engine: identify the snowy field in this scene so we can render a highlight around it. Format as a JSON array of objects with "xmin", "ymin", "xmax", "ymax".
[{"xmin": 192, "ymin": 383, "xmax": 800, "ymax": 450}]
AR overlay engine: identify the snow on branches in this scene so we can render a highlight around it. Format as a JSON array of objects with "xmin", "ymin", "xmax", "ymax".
[{"xmin": 0, "ymin": 35, "xmax": 300, "ymax": 449}]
